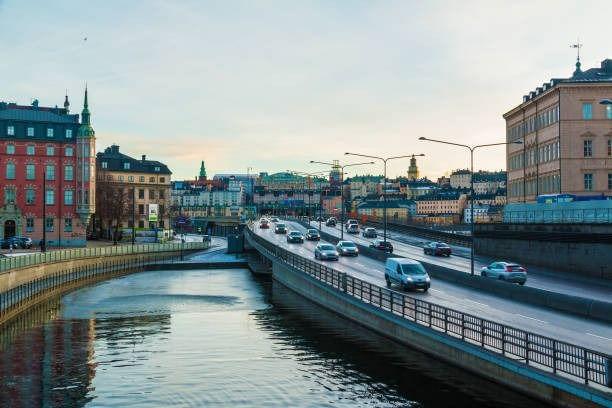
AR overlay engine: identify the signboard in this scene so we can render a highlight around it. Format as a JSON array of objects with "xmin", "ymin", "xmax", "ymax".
[{"xmin": 148, "ymin": 203, "xmax": 159, "ymax": 222}]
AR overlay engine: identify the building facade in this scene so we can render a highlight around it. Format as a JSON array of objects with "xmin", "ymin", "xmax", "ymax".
[
  {"xmin": 95, "ymin": 145, "xmax": 171, "ymax": 239},
  {"xmin": 505, "ymin": 58, "xmax": 612, "ymax": 203},
  {"xmin": 450, "ymin": 169, "xmax": 471, "ymax": 189},
  {"xmin": 0, "ymin": 90, "xmax": 96, "ymax": 246}
]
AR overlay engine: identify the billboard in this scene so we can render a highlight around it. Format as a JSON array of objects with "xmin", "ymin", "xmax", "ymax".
[{"xmin": 148, "ymin": 203, "xmax": 159, "ymax": 222}]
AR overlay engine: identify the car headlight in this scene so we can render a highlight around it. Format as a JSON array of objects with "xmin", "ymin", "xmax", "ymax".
[
  {"xmin": 406, "ymin": 277, "xmax": 413, "ymax": 282},
  {"xmin": 425, "ymin": 277, "xmax": 431, "ymax": 282}
]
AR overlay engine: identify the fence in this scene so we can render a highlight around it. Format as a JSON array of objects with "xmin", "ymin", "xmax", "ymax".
[
  {"xmin": 245, "ymin": 227, "xmax": 610, "ymax": 389},
  {"xmin": 0, "ymin": 241, "xmax": 209, "ymax": 273}
]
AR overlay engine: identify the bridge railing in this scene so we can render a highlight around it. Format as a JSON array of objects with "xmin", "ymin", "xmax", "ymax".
[
  {"xmin": 245, "ymin": 227, "xmax": 610, "ymax": 389},
  {"xmin": 0, "ymin": 242, "xmax": 209, "ymax": 273}
]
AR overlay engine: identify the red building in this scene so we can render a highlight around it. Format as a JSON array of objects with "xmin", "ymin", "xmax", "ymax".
[{"xmin": 0, "ymin": 89, "xmax": 96, "ymax": 247}]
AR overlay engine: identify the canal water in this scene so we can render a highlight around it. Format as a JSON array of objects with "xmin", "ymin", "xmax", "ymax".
[{"xmin": 0, "ymin": 268, "xmax": 547, "ymax": 407}]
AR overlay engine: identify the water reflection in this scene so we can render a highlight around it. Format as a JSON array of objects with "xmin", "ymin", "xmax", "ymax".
[{"xmin": 0, "ymin": 269, "xmax": 547, "ymax": 408}]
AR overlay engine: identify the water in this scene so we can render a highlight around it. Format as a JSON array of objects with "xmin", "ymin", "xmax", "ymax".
[{"xmin": 0, "ymin": 269, "xmax": 548, "ymax": 407}]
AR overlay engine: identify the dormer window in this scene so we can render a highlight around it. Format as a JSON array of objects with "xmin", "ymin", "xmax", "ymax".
[
  {"xmin": 27, "ymin": 127, "xmax": 34, "ymax": 137},
  {"xmin": 47, "ymin": 128, "xmax": 54, "ymax": 137},
  {"xmin": 101, "ymin": 161, "xmax": 108, "ymax": 169},
  {"xmin": 154, "ymin": 166, "xmax": 160, "ymax": 172},
  {"xmin": 123, "ymin": 162, "xmax": 130, "ymax": 170},
  {"xmin": 66, "ymin": 129, "xmax": 73, "ymax": 138},
  {"xmin": 7, "ymin": 126, "xmax": 14, "ymax": 136}
]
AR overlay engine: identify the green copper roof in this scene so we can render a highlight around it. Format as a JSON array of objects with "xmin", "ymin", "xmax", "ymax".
[{"xmin": 78, "ymin": 86, "xmax": 95, "ymax": 138}]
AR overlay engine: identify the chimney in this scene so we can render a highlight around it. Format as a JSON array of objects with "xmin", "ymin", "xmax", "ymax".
[{"xmin": 142, "ymin": 155, "xmax": 146, "ymax": 162}]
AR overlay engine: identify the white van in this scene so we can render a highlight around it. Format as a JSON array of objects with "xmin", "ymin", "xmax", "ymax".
[
  {"xmin": 346, "ymin": 223, "xmax": 359, "ymax": 234},
  {"xmin": 384, "ymin": 258, "xmax": 430, "ymax": 292}
]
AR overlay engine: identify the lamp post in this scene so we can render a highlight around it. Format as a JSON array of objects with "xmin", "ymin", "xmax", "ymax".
[
  {"xmin": 310, "ymin": 160, "xmax": 374, "ymax": 239},
  {"xmin": 418, "ymin": 137, "xmax": 523, "ymax": 276},
  {"xmin": 42, "ymin": 170, "xmax": 47, "ymax": 252},
  {"xmin": 343, "ymin": 153, "xmax": 424, "ymax": 243}
]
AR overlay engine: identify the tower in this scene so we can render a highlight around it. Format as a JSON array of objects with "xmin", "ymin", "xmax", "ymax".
[
  {"xmin": 76, "ymin": 86, "xmax": 96, "ymax": 228},
  {"xmin": 64, "ymin": 91, "xmax": 70, "ymax": 112},
  {"xmin": 407, "ymin": 155, "xmax": 419, "ymax": 180},
  {"xmin": 198, "ymin": 161, "xmax": 207, "ymax": 181}
]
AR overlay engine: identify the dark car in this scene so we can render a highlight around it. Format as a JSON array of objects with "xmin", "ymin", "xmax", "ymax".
[
  {"xmin": 423, "ymin": 242, "xmax": 451, "ymax": 257},
  {"xmin": 274, "ymin": 223, "xmax": 287, "ymax": 234},
  {"xmin": 0, "ymin": 237, "xmax": 29, "ymax": 249},
  {"xmin": 369, "ymin": 239, "xmax": 393, "ymax": 253},
  {"xmin": 286, "ymin": 231, "xmax": 304, "ymax": 243},
  {"xmin": 305, "ymin": 229, "xmax": 320, "ymax": 241},
  {"xmin": 14, "ymin": 237, "xmax": 33, "ymax": 249},
  {"xmin": 325, "ymin": 217, "xmax": 337, "ymax": 227}
]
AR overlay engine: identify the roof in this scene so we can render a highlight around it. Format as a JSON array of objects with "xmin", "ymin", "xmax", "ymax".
[
  {"xmin": 0, "ymin": 104, "xmax": 79, "ymax": 124},
  {"xmin": 357, "ymin": 199, "xmax": 415, "ymax": 209},
  {"xmin": 473, "ymin": 171, "xmax": 507, "ymax": 183},
  {"xmin": 415, "ymin": 189, "xmax": 467, "ymax": 201},
  {"xmin": 451, "ymin": 169, "xmax": 471, "ymax": 176},
  {"xmin": 96, "ymin": 145, "xmax": 171, "ymax": 175}
]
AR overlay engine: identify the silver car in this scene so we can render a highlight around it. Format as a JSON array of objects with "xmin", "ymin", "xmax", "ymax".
[
  {"xmin": 480, "ymin": 262, "xmax": 527, "ymax": 285},
  {"xmin": 314, "ymin": 243, "xmax": 339, "ymax": 261},
  {"xmin": 336, "ymin": 240, "xmax": 359, "ymax": 256}
]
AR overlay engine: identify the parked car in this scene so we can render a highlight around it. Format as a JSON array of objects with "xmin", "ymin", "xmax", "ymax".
[
  {"xmin": 0, "ymin": 237, "xmax": 22, "ymax": 249},
  {"xmin": 274, "ymin": 223, "xmax": 288, "ymax": 234},
  {"xmin": 480, "ymin": 262, "xmax": 527, "ymax": 285},
  {"xmin": 259, "ymin": 219, "xmax": 270, "ymax": 229},
  {"xmin": 385, "ymin": 258, "xmax": 430, "ymax": 291},
  {"xmin": 369, "ymin": 239, "xmax": 393, "ymax": 253},
  {"xmin": 423, "ymin": 242, "xmax": 451, "ymax": 257},
  {"xmin": 270, "ymin": 217, "xmax": 279, "ymax": 223},
  {"xmin": 13, "ymin": 237, "xmax": 33, "ymax": 249},
  {"xmin": 346, "ymin": 223, "xmax": 359, "ymax": 234},
  {"xmin": 305, "ymin": 229, "xmax": 321, "ymax": 241},
  {"xmin": 345, "ymin": 219, "xmax": 358, "ymax": 228},
  {"xmin": 325, "ymin": 217, "xmax": 337, "ymax": 227},
  {"xmin": 314, "ymin": 243, "xmax": 339, "ymax": 261},
  {"xmin": 316, "ymin": 216, "xmax": 324, "ymax": 222},
  {"xmin": 286, "ymin": 231, "xmax": 304, "ymax": 243},
  {"xmin": 362, "ymin": 227, "xmax": 377, "ymax": 238},
  {"xmin": 336, "ymin": 240, "xmax": 359, "ymax": 256}
]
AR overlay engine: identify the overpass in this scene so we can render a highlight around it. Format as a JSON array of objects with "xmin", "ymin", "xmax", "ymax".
[{"xmin": 244, "ymin": 221, "xmax": 611, "ymax": 408}]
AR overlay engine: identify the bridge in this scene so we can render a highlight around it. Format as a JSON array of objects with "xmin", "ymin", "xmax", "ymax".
[{"xmin": 244, "ymin": 219, "xmax": 612, "ymax": 408}]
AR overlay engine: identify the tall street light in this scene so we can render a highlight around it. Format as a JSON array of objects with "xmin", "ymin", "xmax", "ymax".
[
  {"xmin": 310, "ymin": 160, "xmax": 374, "ymax": 239},
  {"xmin": 418, "ymin": 137, "xmax": 523, "ymax": 276},
  {"xmin": 344, "ymin": 153, "xmax": 424, "ymax": 244}
]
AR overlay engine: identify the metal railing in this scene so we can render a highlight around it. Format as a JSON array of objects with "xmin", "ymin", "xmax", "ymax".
[
  {"xmin": 0, "ymin": 242, "xmax": 209, "ymax": 273},
  {"xmin": 245, "ymin": 227, "xmax": 610, "ymax": 389}
]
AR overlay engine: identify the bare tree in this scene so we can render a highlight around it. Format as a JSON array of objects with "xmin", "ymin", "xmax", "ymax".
[{"xmin": 96, "ymin": 172, "xmax": 130, "ymax": 244}]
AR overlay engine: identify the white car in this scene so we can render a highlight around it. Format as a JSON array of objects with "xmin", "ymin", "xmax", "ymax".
[
  {"xmin": 480, "ymin": 262, "xmax": 527, "ymax": 285},
  {"xmin": 336, "ymin": 241, "xmax": 359, "ymax": 257},
  {"xmin": 314, "ymin": 243, "xmax": 339, "ymax": 261}
]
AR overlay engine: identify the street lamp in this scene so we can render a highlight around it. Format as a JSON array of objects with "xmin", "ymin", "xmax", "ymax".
[
  {"xmin": 344, "ymin": 153, "xmax": 424, "ymax": 244},
  {"xmin": 310, "ymin": 160, "xmax": 374, "ymax": 239},
  {"xmin": 418, "ymin": 136, "xmax": 523, "ymax": 276}
]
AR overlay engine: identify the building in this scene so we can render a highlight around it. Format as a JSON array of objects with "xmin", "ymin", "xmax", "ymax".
[
  {"xmin": 95, "ymin": 145, "xmax": 171, "ymax": 240},
  {"xmin": 463, "ymin": 203, "xmax": 490, "ymax": 224},
  {"xmin": 472, "ymin": 171, "xmax": 507, "ymax": 194},
  {"xmin": 356, "ymin": 199, "xmax": 416, "ymax": 222},
  {"xmin": 505, "ymin": 57, "xmax": 612, "ymax": 203},
  {"xmin": 415, "ymin": 189, "xmax": 468, "ymax": 223},
  {"xmin": 407, "ymin": 155, "xmax": 420, "ymax": 180},
  {"xmin": 437, "ymin": 175, "xmax": 450, "ymax": 187},
  {"xmin": 348, "ymin": 175, "xmax": 382, "ymax": 201},
  {"xmin": 399, "ymin": 178, "xmax": 439, "ymax": 199},
  {"xmin": 0, "ymin": 90, "xmax": 96, "ymax": 246},
  {"xmin": 175, "ymin": 179, "xmax": 245, "ymax": 218},
  {"xmin": 450, "ymin": 169, "xmax": 472, "ymax": 189}
]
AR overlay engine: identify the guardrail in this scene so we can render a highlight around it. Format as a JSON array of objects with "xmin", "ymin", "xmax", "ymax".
[
  {"xmin": 0, "ymin": 242, "xmax": 209, "ymax": 273},
  {"xmin": 245, "ymin": 227, "xmax": 610, "ymax": 389}
]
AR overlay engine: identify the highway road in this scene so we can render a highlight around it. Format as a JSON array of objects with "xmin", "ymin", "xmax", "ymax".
[
  {"xmin": 253, "ymin": 220, "xmax": 612, "ymax": 353},
  {"xmin": 308, "ymin": 221, "xmax": 612, "ymax": 303}
]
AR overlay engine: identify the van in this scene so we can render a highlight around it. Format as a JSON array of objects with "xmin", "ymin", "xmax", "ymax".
[
  {"xmin": 346, "ymin": 223, "xmax": 359, "ymax": 234},
  {"xmin": 384, "ymin": 258, "xmax": 430, "ymax": 292}
]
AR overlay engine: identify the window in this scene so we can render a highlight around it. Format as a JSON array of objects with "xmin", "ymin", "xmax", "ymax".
[
  {"xmin": 149, "ymin": 177, "xmax": 155, "ymax": 182},
  {"xmin": 45, "ymin": 189, "xmax": 55, "ymax": 205},
  {"xmin": 27, "ymin": 127, "xmax": 34, "ymax": 137},
  {"xmin": 582, "ymin": 103, "xmax": 592, "ymax": 120},
  {"xmin": 26, "ymin": 218, "xmax": 34, "ymax": 233},
  {"xmin": 609, "ymin": 139, "xmax": 612, "ymax": 157},
  {"xmin": 45, "ymin": 217, "xmax": 54, "ymax": 232},
  {"xmin": 6, "ymin": 163, "xmax": 15, "ymax": 179},
  {"xmin": 123, "ymin": 162, "xmax": 130, "ymax": 170},
  {"xmin": 609, "ymin": 174, "xmax": 612, "ymax": 190},
  {"xmin": 65, "ymin": 129, "xmax": 72, "ymax": 138},
  {"xmin": 607, "ymin": 105, "xmax": 612, "ymax": 120},
  {"xmin": 118, "ymin": 175, "xmax": 124, "ymax": 181},
  {"xmin": 154, "ymin": 166, "xmax": 160, "ymax": 172},
  {"xmin": 64, "ymin": 165, "xmax": 74, "ymax": 181},
  {"xmin": 138, "ymin": 220, "xmax": 145, "ymax": 228},
  {"xmin": 64, "ymin": 218, "xmax": 73, "ymax": 232},
  {"xmin": 128, "ymin": 175, "xmax": 134, "ymax": 182},
  {"xmin": 101, "ymin": 161, "xmax": 108, "ymax": 169},
  {"xmin": 65, "ymin": 146, "xmax": 74, "ymax": 156},
  {"xmin": 106, "ymin": 175, "xmax": 113, "ymax": 181},
  {"xmin": 47, "ymin": 128, "xmax": 54, "ymax": 137},
  {"xmin": 584, "ymin": 173, "xmax": 593, "ymax": 191},
  {"xmin": 160, "ymin": 177, "xmax": 165, "ymax": 183},
  {"xmin": 26, "ymin": 188, "xmax": 35, "ymax": 204},
  {"xmin": 46, "ymin": 146, "xmax": 54, "ymax": 156},
  {"xmin": 27, "ymin": 145, "xmax": 35, "ymax": 155},
  {"xmin": 583, "ymin": 140, "xmax": 593, "ymax": 157},
  {"xmin": 6, "ymin": 144, "xmax": 15, "ymax": 154},
  {"xmin": 64, "ymin": 190, "xmax": 74, "ymax": 205},
  {"xmin": 138, "ymin": 204, "xmax": 145, "ymax": 215},
  {"xmin": 45, "ymin": 165, "xmax": 55, "ymax": 180},
  {"xmin": 138, "ymin": 189, "xmax": 144, "ymax": 199},
  {"xmin": 139, "ymin": 176, "xmax": 145, "ymax": 182},
  {"xmin": 26, "ymin": 164, "xmax": 35, "ymax": 180},
  {"xmin": 7, "ymin": 126, "xmax": 14, "ymax": 136},
  {"xmin": 159, "ymin": 190, "xmax": 165, "ymax": 199},
  {"xmin": 4, "ymin": 187, "xmax": 16, "ymax": 204},
  {"xmin": 149, "ymin": 190, "xmax": 155, "ymax": 199}
]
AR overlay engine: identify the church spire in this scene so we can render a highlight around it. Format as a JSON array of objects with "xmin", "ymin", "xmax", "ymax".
[
  {"xmin": 64, "ymin": 90, "xmax": 70, "ymax": 112},
  {"xmin": 571, "ymin": 40, "xmax": 583, "ymax": 76},
  {"xmin": 77, "ymin": 84, "xmax": 95, "ymax": 138},
  {"xmin": 199, "ymin": 161, "xmax": 207, "ymax": 180}
]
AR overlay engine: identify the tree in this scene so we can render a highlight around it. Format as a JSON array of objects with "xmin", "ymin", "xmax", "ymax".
[{"xmin": 96, "ymin": 172, "xmax": 130, "ymax": 244}]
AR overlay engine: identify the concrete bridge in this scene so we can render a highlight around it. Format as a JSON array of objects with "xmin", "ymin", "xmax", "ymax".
[{"xmin": 243, "ymin": 226, "xmax": 611, "ymax": 408}]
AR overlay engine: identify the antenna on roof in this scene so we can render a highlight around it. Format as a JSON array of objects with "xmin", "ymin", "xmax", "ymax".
[{"xmin": 570, "ymin": 38, "xmax": 583, "ymax": 75}]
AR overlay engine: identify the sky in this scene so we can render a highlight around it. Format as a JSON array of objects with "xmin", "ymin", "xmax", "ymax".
[{"xmin": 0, "ymin": 0, "xmax": 610, "ymax": 180}]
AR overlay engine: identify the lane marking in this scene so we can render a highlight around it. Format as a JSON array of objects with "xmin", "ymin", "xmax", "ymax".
[
  {"xmin": 463, "ymin": 299, "xmax": 488, "ymax": 307},
  {"xmin": 430, "ymin": 288, "xmax": 443, "ymax": 294},
  {"xmin": 586, "ymin": 332, "xmax": 612, "ymax": 341},
  {"xmin": 517, "ymin": 314, "xmax": 547, "ymax": 324}
]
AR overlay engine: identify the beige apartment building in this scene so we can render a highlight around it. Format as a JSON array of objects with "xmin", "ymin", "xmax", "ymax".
[
  {"xmin": 95, "ymin": 145, "xmax": 172, "ymax": 234},
  {"xmin": 504, "ymin": 58, "xmax": 612, "ymax": 203}
]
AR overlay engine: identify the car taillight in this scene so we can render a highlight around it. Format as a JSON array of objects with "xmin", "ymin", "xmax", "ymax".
[{"xmin": 505, "ymin": 266, "xmax": 512, "ymax": 272}]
